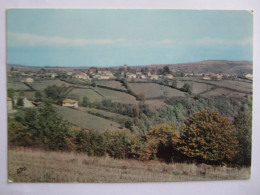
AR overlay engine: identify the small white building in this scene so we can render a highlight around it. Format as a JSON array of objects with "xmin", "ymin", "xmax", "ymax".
[
  {"xmin": 150, "ymin": 75, "xmax": 159, "ymax": 80},
  {"xmin": 62, "ymin": 99, "xmax": 78, "ymax": 108},
  {"xmin": 203, "ymin": 76, "xmax": 211, "ymax": 80},
  {"xmin": 23, "ymin": 97, "xmax": 35, "ymax": 108},
  {"xmin": 245, "ymin": 74, "xmax": 253, "ymax": 80},
  {"xmin": 165, "ymin": 74, "xmax": 174, "ymax": 79},
  {"xmin": 126, "ymin": 73, "xmax": 137, "ymax": 79},
  {"xmin": 24, "ymin": 78, "xmax": 34, "ymax": 83}
]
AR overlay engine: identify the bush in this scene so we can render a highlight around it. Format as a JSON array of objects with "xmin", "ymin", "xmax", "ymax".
[
  {"xmin": 177, "ymin": 110, "xmax": 239, "ymax": 165},
  {"xmin": 181, "ymin": 83, "xmax": 193, "ymax": 94},
  {"xmin": 145, "ymin": 123, "xmax": 181, "ymax": 162}
]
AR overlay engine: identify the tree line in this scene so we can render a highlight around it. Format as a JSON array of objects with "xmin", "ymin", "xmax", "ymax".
[{"xmin": 8, "ymin": 101, "xmax": 251, "ymax": 167}]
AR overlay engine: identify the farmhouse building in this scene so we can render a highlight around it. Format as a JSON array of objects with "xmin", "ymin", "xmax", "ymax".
[
  {"xmin": 23, "ymin": 97, "xmax": 35, "ymax": 108},
  {"xmin": 62, "ymin": 99, "xmax": 78, "ymax": 108},
  {"xmin": 23, "ymin": 77, "xmax": 34, "ymax": 83}
]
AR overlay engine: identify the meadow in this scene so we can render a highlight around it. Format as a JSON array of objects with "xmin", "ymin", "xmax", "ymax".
[
  {"xmin": 96, "ymin": 80, "xmax": 126, "ymax": 90},
  {"xmin": 8, "ymin": 147, "xmax": 250, "ymax": 183},
  {"xmin": 69, "ymin": 88, "xmax": 104, "ymax": 102},
  {"xmin": 129, "ymin": 83, "xmax": 185, "ymax": 99},
  {"xmin": 95, "ymin": 87, "xmax": 138, "ymax": 104},
  {"xmin": 54, "ymin": 105, "xmax": 122, "ymax": 132},
  {"xmin": 29, "ymin": 79, "xmax": 72, "ymax": 91}
]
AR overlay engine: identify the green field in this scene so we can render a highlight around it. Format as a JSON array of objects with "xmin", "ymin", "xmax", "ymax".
[
  {"xmin": 78, "ymin": 107, "xmax": 131, "ymax": 123},
  {"xmin": 96, "ymin": 87, "xmax": 138, "ymax": 104},
  {"xmin": 204, "ymin": 80, "xmax": 252, "ymax": 93},
  {"xmin": 203, "ymin": 88, "xmax": 247, "ymax": 98},
  {"xmin": 96, "ymin": 80, "xmax": 126, "ymax": 90},
  {"xmin": 129, "ymin": 83, "xmax": 185, "ymax": 98},
  {"xmin": 30, "ymin": 79, "xmax": 72, "ymax": 91},
  {"xmin": 7, "ymin": 78, "xmax": 31, "ymax": 91},
  {"xmin": 8, "ymin": 147, "xmax": 250, "ymax": 182},
  {"xmin": 54, "ymin": 105, "xmax": 122, "ymax": 131},
  {"xmin": 69, "ymin": 88, "xmax": 103, "ymax": 102}
]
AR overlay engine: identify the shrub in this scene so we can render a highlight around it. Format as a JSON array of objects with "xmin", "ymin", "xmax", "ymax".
[
  {"xmin": 145, "ymin": 123, "xmax": 181, "ymax": 162},
  {"xmin": 177, "ymin": 110, "xmax": 239, "ymax": 165}
]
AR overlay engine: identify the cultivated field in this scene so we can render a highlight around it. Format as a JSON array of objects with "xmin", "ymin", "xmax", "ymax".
[
  {"xmin": 204, "ymin": 80, "xmax": 252, "ymax": 93},
  {"xmin": 69, "ymin": 88, "xmax": 104, "ymax": 102},
  {"xmin": 203, "ymin": 88, "xmax": 247, "ymax": 98},
  {"xmin": 7, "ymin": 79, "xmax": 31, "ymax": 91},
  {"xmin": 8, "ymin": 147, "xmax": 250, "ymax": 183},
  {"xmin": 29, "ymin": 79, "xmax": 72, "ymax": 91},
  {"xmin": 78, "ymin": 107, "xmax": 131, "ymax": 123},
  {"xmin": 96, "ymin": 80, "xmax": 126, "ymax": 90},
  {"xmin": 54, "ymin": 105, "xmax": 122, "ymax": 132},
  {"xmin": 96, "ymin": 87, "xmax": 138, "ymax": 104},
  {"xmin": 129, "ymin": 83, "xmax": 185, "ymax": 98}
]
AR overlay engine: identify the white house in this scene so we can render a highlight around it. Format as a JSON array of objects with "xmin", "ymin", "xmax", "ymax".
[
  {"xmin": 150, "ymin": 75, "xmax": 159, "ymax": 80},
  {"xmin": 62, "ymin": 99, "xmax": 78, "ymax": 108},
  {"xmin": 245, "ymin": 74, "xmax": 253, "ymax": 80},
  {"xmin": 23, "ymin": 97, "xmax": 35, "ymax": 108},
  {"xmin": 23, "ymin": 77, "xmax": 34, "ymax": 83}
]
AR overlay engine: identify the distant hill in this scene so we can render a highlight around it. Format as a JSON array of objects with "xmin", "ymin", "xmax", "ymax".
[
  {"xmin": 136, "ymin": 60, "xmax": 252, "ymax": 74},
  {"xmin": 7, "ymin": 60, "xmax": 253, "ymax": 74}
]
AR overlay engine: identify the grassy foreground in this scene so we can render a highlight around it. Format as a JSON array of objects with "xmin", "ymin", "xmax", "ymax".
[{"xmin": 8, "ymin": 147, "xmax": 250, "ymax": 183}]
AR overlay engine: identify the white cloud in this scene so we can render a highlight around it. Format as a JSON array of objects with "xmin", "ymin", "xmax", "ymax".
[
  {"xmin": 7, "ymin": 32, "xmax": 252, "ymax": 48},
  {"xmin": 181, "ymin": 37, "xmax": 253, "ymax": 47}
]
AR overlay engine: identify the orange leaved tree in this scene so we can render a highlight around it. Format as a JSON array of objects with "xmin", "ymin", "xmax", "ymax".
[
  {"xmin": 145, "ymin": 123, "xmax": 181, "ymax": 162},
  {"xmin": 177, "ymin": 110, "xmax": 238, "ymax": 165}
]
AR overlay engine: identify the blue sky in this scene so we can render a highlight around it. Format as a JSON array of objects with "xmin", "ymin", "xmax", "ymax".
[{"xmin": 7, "ymin": 9, "xmax": 253, "ymax": 67}]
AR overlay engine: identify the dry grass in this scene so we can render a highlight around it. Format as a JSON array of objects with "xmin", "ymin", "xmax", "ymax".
[{"xmin": 8, "ymin": 147, "xmax": 250, "ymax": 183}]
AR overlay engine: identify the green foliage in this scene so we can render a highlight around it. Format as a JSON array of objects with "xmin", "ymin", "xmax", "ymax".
[
  {"xmin": 44, "ymin": 84, "xmax": 71, "ymax": 103},
  {"xmin": 75, "ymin": 129, "xmax": 105, "ymax": 156},
  {"xmin": 17, "ymin": 98, "xmax": 24, "ymax": 107},
  {"xmin": 178, "ymin": 110, "xmax": 239, "ymax": 165},
  {"xmin": 181, "ymin": 83, "xmax": 193, "ymax": 94},
  {"xmin": 8, "ymin": 121, "xmax": 32, "ymax": 146},
  {"xmin": 145, "ymin": 123, "xmax": 180, "ymax": 162},
  {"xmin": 233, "ymin": 112, "xmax": 252, "ymax": 166},
  {"xmin": 8, "ymin": 101, "xmax": 74, "ymax": 151},
  {"xmin": 103, "ymin": 130, "xmax": 132, "ymax": 159},
  {"xmin": 35, "ymin": 91, "xmax": 43, "ymax": 102},
  {"xmin": 7, "ymin": 88, "xmax": 15, "ymax": 99},
  {"xmin": 172, "ymin": 80, "xmax": 177, "ymax": 88},
  {"xmin": 82, "ymin": 96, "xmax": 91, "ymax": 107}
]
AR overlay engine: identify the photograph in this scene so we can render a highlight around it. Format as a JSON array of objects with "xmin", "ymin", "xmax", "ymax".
[{"xmin": 6, "ymin": 9, "xmax": 253, "ymax": 183}]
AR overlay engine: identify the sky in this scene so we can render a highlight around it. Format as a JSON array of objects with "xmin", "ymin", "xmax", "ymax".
[{"xmin": 7, "ymin": 9, "xmax": 253, "ymax": 67}]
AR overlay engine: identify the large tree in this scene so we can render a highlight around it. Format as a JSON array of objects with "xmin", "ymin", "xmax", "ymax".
[{"xmin": 177, "ymin": 110, "xmax": 239, "ymax": 165}]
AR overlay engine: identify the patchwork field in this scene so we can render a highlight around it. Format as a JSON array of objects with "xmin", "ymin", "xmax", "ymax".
[
  {"xmin": 129, "ymin": 83, "xmax": 185, "ymax": 98},
  {"xmin": 54, "ymin": 105, "xmax": 122, "ymax": 132},
  {"xmin": 78, "ymin": 107, "xmax": 131, "ymax": 123},
  {"xmin": 204, "ymin": 80, "xmax": 252, "ymax": 93},
  {"xmin": 8, "ymin": 147, "xmax": 250, "ymax": 183},
  {"xmin": 203, "ymin": 88, "xmax": 247, "ymax": 98},
  {"xmin": 69, "ymin": 88, "xmax": 103, "ymax": 102},
  {"xmin": 29, "ymin": 79, "xmax": 72, "ymax": 91},
  {"xmin": 96, "ymin": 80, "xmax": 126, "ymax": 90},
  {"xmin": 96, "ymin": 87, "xmax": 138, "ymax": 104},
  {"xmin": 7, "ymin": 80, "xmax": 31, "ymax": 91}
]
